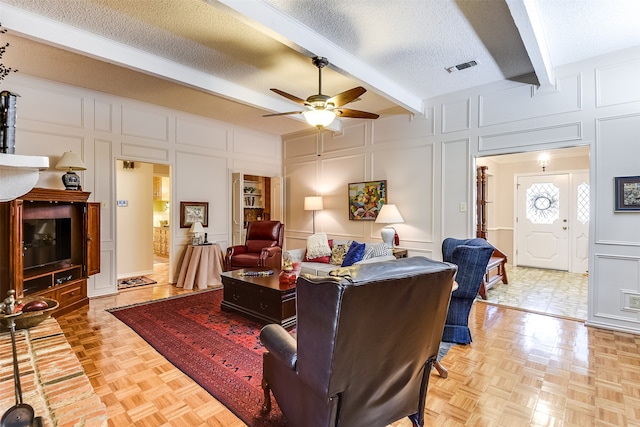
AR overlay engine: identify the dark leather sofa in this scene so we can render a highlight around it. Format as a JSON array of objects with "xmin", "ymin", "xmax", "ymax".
[{"xmin": 259, "ymin": 256, "xmax": 457, "ymax": 427}]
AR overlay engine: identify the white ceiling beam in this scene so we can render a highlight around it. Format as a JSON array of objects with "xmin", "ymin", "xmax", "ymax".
[
  {"xmin": 211, "ymin": 0, "xmax": 425, "ymax": 115},
  {"xmin": 0, "ymin": 4, "xmax": 305, "ymax": 121},
  {"xmin": 506, "ymin": 0, "xmax": 555, "ymax": 87}
]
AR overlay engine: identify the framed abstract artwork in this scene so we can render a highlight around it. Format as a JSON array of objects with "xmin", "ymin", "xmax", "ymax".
[
  {"xmin": 615, "ymin": 176, "xmax": 640, "ymax": 212},
  {"xmin": 180, "ymin": 201, "xmax": 209, "ymax": 228},
  {"xmin": 348, "ymin": 180, "xmax": 387, "ymax": 220}
]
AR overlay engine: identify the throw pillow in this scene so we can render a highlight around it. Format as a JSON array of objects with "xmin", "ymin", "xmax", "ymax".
[
  {"xmin": 341, "ymin": 241, "xmax": 366, "ymax": 267},
  {"xmin": 304, "ymin": 254, "xmax": 331, "ymax": 263},
  {"xmin": 306, "ymin": 233, "xmax": 332, "ymax": 259},
  {"xmin": 363, "ymin": 242, "xmax": 392, "ymax": 260},
  {"xmin": 330, "ymin": 241, "xmax": 352, "ymax": 265}
]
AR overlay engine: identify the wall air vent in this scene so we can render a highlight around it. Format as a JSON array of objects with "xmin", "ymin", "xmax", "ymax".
[{"xmin": 445, "ymin": 60, "xmax": 479, "ymax": 73}]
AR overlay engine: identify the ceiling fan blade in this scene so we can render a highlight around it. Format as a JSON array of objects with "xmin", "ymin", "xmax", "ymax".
[
  {"xmin": 335, "ymin": 108, "xmax": 380, "ymax": 119},
  {"xmin": 327, "ymin": 86, "xmax": 366, "ymax": 107},
  {"xmin": 270, "ymin": 88, "xmax": 308, "ymax": 105},
  {"xmin": 262, "ymin": 111, "xmax": 303, "ymax": 117}
]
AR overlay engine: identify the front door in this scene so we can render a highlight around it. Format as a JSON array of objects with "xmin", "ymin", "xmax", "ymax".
[{"xmin": 516, "ymin": 174, "xmax": 569, "ymax": 270}]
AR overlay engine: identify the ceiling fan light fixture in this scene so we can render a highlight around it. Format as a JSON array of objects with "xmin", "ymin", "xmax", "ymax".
[
  {"xmin": 303, "ymin": 109, "xmax": 336, "ymax": 128},
  {"xmin": 267, "ymin": 57, "xmax": 377, "ymax": 127}
]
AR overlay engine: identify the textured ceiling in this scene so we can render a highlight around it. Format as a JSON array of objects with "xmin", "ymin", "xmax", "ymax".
[{"xmin": 0, "ymin": 0, "xmax": 639, "ymax": 136}]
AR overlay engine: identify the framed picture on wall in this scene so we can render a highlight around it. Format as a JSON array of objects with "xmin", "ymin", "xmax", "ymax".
[
  {"xmin": 615, "ymin": 176, "xmax": 640, "ymax": 212},
  {"xmin": 180, "ymin": 201, "xmax": 209, "ymax": 228},
  {"xmin": 348, "ymin": 180, "xmax": 387, "ymax": 220}
]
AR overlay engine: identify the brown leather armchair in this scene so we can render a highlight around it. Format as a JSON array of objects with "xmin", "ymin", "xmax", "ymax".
[
  {"xmin": 260, "ymin": 257, "xmax": 457, "ymax": 427},
  {"xmin": 225, "ymin": 220, "xmax": 284, "ymax": 271}
]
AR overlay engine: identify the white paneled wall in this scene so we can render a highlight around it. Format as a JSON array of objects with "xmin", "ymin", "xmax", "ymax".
[
  {"xmin": 283, "ymin": 112, "xmax": 438, "ymax": 259},
  {"xmin": 6, "ymin": 73, "xmax": 281, "ymax": 297},
  {"xmin": 283, "ymin": 46, "xmax": 640, "ymax": 334}
]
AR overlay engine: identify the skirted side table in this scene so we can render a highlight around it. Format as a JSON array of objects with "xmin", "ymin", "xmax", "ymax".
[{"xmin": 176, "ymin": 244, "xmax": 225, "ymax": 290}]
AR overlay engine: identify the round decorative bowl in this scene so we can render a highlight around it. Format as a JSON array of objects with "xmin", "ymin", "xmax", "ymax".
[{"xmin": 0, "ymin": 297, "xmax": 59, "ymax": 331}]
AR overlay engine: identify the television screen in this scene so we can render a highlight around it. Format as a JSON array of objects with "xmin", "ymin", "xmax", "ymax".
[{"xmin": 23, "ymin": 218, "xmax": 72, "ymax": 269}]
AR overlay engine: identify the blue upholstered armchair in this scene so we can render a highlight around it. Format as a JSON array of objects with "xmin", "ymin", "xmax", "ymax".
[{"xmin": 441, "ymin": 238, "xmax": 494, "ymax": 344}]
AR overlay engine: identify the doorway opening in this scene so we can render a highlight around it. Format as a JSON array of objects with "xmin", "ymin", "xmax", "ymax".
[
  {"xmin": 115, "ymin": 160, "xmax": 171, "ymax": 289},
  {"xmin": 475, "ymin": 146, "xmax": 589, "ymax": 320}
]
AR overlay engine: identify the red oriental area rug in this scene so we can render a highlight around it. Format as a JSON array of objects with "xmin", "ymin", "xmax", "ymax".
[{"xmin": 108, "ymin": 289, "xmax": 286, "ymax": 427}]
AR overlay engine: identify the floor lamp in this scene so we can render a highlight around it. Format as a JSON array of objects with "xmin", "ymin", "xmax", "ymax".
[{"xmin": 304, "ymin": 196, "xmax": 323, "ymax": 234}]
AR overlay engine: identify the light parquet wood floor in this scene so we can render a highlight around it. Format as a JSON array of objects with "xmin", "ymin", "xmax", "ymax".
[{"xmin": 56, "ymin": 264, "xmax": 640, "ymax": 426}]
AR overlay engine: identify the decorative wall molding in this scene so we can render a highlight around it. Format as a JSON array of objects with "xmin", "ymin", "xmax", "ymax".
[
  {"xmin": 176, "ymin": 116, "xmax": 227, "ymax": 151},
  {"xmin": 595, "ymin": 58, "xmax": 640, "ymax": 108},
  {"xmin": 592, "ymin": 254, "xmax": 640, "ymax": 323},
  {"xmin": 372, "ymin": 107, "xmax": 434, "ymax": 144},
  {"xmin": 93, "ymin": 250, "xmax": 114, "ymax": 294},
  {"xmin": 94, "ymin": 138, "xmax": 113, "ymax": 241},
  {"xmin": 442, "ymin": 138, "xmax": 471, "ymax": 239},
  {"xmin": 441, "ymin": 98, "xmax": 470, "ymax": 134},
  {"xmin": 531, "ymin": 80, "xmax": 561, "ymax": 97},
  {"xmin": 232, "ymin": 130, "xmax": 280, "ymax": 159},
  {"xmin": 284, "ymin": 159, "xmax": 324, "ymax": 234},
  {"xmin": 479, "ymin": 74, "xmax": 581, "ymax": 127},
  {"xmin": 595, "ymin": 239, "xmax": 640, "ymax": 247},
  {"xmin": 121, "ymin": 143, "xmax": 169, "ymax": 162},
  {"xmin": 322, "ymin": 121, "xmax": 366, "ymax": 153},
  {"xmin": 121, "ymin": 106, "xmax": 170, "ymax": 142},
  {"xmin": 478, "ymin": 122, "xmax": 582, "ymax": 152},
  {"xmin": 14, "ymin": 85, "xmax": 85, "ymax": 129},
  {"xmin": 372, "ymin": 143, "xmax": 435, "ymax": 243},
  {"xmin": 594, "ymin": 113, "xmax": 640, "ymax": 246},
  {"xmin": 283, "ymin": 132, "xmax": 319, "ymax": 159},
  {"xmin": 94, "ymin": 100, "xmax": 112, "ymax": 132}
]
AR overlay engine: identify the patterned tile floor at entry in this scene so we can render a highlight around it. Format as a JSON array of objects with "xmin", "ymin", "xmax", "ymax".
[{"xmin": 480, "ymin": 265, "xmax": 588, "ymax": 320}]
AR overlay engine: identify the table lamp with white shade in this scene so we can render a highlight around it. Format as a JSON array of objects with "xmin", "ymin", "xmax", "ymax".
[
  {"xmin": 375, "ymin": 204, "xmax": 404, "ymax": 247},
  {"xmin": 304, "ymin": 196, "xmax": 323, "ymax": 234},
  {"xmin": 189, "ymin": 221, "xmax": 204, "ymax": 245},
  {"xmin": 55, "ymin": 151, "xmax": 87, "ymax": 190}
]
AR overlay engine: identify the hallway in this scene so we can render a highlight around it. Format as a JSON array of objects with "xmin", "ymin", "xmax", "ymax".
[{"xmin": 481, "ymin": 265, "xmax": 588, "ymax": 321}]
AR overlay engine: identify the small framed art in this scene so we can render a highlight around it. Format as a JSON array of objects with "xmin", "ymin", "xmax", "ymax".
[
  {"xmin": 615, "ymin": 176, "xmax": 640, "ymax": 212},
  {"xmin": 348, "ymin": 180, "xmax": 387, "ymax": 220},
  {"xmin": 180, "ymin": 201, "xmax": 209, "ymax": 228}
]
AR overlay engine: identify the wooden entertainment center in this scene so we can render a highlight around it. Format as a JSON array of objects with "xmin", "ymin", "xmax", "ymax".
[{"xmin": 0, "ymin": 188, "xmax": 100, "ymax": 317}]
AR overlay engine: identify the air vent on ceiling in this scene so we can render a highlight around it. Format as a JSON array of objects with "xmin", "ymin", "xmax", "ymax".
[{"xmin": 445, "ymin": 60, "xmax": 478, "ymax": 73}]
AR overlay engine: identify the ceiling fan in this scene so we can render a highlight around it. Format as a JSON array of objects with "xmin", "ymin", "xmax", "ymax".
[{"xmin": 263, "ymin": 57, "xmax": 380, "ymax": 128}]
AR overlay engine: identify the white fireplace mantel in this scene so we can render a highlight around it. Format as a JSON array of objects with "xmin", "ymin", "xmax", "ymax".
[{"xmin": 0, "ymin": 153, "xmax": 49, "ymax": 201}]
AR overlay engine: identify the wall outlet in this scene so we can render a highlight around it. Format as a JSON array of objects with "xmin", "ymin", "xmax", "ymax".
[{"xmin": 630, "ymin": 296, "xmax": 640, "ymax": 309}]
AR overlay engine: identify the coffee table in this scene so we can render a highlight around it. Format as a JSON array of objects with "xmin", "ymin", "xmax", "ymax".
[{"xmin": 220, "ymin": 268, "xmax": 297, "ymax": 328}]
